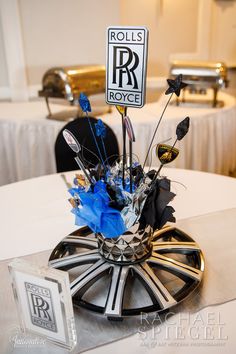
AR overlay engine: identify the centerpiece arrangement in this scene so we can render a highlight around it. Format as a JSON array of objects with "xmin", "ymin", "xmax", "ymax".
[
  {"xmin": 65, "ymin": 76, "xmax": 189, "ymax": 260},
  {"xmin": 49, "ymin": 76, "xmax": 204, "ymax": 319},
  {"xmin": 49, "ymin": 26, "xmax": 204, "ymax": 319}
]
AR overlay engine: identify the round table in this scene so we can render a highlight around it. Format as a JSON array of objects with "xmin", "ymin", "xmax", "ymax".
[
  {"xmin": 0, "ymin": 91, "xmax": 235, "ymax": 186},
  {"xmin": 1, "ymin": 167, "xmax": 236, "ymax": 260},
  {"xmin": 1, "ymin": 168, "xmax": 236, "ymax": 353}
]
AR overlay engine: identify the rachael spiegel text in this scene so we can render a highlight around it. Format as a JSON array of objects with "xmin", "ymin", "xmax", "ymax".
[{"xmin": 138, "ymin": 310, "xmax": 228, "ymax": 349}]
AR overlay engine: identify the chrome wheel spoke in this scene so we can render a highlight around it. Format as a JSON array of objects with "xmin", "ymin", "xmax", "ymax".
[
  {"xmin": 105, "ymin": 266, "xmax": 130, "ymax": 317},
  {"xmin": 49, "ymin": 249, "xmax": 101, "ymax": 269},
  {"xmin": 153, "ymin": 241, "xmax": 200, "ymax": 253},
  {"xmin": 152, "ymin": 226, "xmax": 175, "ymax": 241},
  {"xmin": 133, "ymin": 262, "xmax": 176, "ymax": 309},
  {"xmin": 148, "ymin": 254, "xmax": 202, "ymax": 281},
  {"xmin": 71, "ymin": 259, "xmax": 112, "ymax": 296}
]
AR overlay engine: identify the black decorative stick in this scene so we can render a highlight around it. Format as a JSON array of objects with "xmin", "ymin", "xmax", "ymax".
[
  {"xmin": 154, "ymin": 116, "xmax": 190, "ymax": 179},
  {"xmin": 143, "ymin": 74, "xmax": 187, "ymax": 169},
  {"xmin": 142, "ymin": 93, "xmax": 173, "ymax": 168}
]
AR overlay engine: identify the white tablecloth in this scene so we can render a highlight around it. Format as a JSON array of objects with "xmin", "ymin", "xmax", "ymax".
[
  {"xmin": 0, "ymin": 91, "xmax": 236, "ymax": 186},
  {"xmin": 0, "ymin": 168, "xmax": 236, "ymax": 353},
  {"xmin": 1, "ymin": 167, "xmax": 236, "ymax": 260}
]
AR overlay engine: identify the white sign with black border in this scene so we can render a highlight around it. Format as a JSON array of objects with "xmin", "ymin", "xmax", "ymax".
[{"xmin": 106, "ymin": 26, "xmax": 148, "ymax": 108}]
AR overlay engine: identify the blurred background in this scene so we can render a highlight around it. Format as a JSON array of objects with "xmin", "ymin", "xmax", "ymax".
[
  {"xmin": 0, "ymin": 0, "xmax": 236, "ymax": 186},
  {"xmin": 0, "ymin": 0, "xmax": 235, "ymax": 102}
]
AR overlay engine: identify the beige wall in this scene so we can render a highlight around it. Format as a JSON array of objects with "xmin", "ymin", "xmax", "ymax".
[
  {"xmin": 18, "ymin": 0, "xmax": 120, "ymax": 85},
  {"xmin": 120, "ymin": 0, "xmax": 199, "ymax": 76},
  {"xmin": 19, "ymin": 0, "xmax": 199, "ymax": 85},
  {"xmin": 209, "ymin": 0, "xmax": 236, "ymax": 96},
  {"xmin": 0, "ymin": 16, "xmax": 8, "ymax": 87},
  {"xmin": 210, "ymin": 0, "xmax": 236, "ymax": 65},
  {"xmin": 1, "ymin": 0, "xmax": 236, "ymax": 92}
]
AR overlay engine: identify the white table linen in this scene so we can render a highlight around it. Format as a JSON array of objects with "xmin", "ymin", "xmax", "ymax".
[
  {"xmin": 1, "ymin": 168, "xmax": 236, "ymax": 260},
  {"xmin": 0, "ymin": 91, "xmax": 235, "ymax": 186},
  {"xmin": 0, "ymin": 168, "xmax": 236, "ymax": 353}
]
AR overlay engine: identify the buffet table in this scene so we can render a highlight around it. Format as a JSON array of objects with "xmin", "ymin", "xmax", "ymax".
[
  {"xmin": 0, "ymin": 91, "xmax": 236, "ymax": 186},
  {"xmin": 1, "ymin": 168, "xmax": 236, "ymax": 353}
]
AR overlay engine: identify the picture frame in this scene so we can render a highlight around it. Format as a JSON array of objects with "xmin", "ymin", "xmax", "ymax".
[{"xmin": 8, "ymin": 258, "xmax": 77, "ymax": 351}]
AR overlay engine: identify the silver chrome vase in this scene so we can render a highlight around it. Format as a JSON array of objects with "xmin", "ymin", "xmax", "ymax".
[{"xmin": 96, "ymin": 225, "xmax": 153, "ymax": 263}]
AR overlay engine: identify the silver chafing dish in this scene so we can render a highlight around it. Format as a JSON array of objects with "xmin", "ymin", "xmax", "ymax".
[
  {"xmin": 170, "ymin": 61, "xmax": 228, "ymax": 107},
  {"xmin": 38, "ymin": 65, "xmax": 107, "ymax": 120}
]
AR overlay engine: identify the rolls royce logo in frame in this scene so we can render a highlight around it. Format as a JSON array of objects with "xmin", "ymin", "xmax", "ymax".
[
  {"xmin": 8, "ymin": 258, "xmax": 77, "ymax": 350},
  {"xmin": 25, "ymin": 282, "xmax": 57, "ymax": 332},
  {"xmin": 106, "ymin": 26, "xmax": 148, "ymax": 108}
]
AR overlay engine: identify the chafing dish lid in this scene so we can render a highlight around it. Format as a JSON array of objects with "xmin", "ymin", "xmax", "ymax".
[
  {"xmin": 39, "ymin": 65, "xmax": 106, "ymax": 102},
  {"xmin": 170, "ymin": 60, "xmax": 227, "ymax": 79}
]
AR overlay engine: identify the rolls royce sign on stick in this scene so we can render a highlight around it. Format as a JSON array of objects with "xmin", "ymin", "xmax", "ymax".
[{"xmin": 106, "ymin": 26, "xmax": 148, "ymax": 108}]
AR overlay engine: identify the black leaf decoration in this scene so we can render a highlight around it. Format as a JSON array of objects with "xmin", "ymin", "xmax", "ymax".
[
  {"xmin": 176, "ymin": 116, "xmax": 190, "ymax": 141},
  {"xmin": 139, "ymin": 178, "xmax": 176, "ymax": 230},
  {"xmin": 159, "ymin": 206, "xmax": 176, "ymax": 229}
]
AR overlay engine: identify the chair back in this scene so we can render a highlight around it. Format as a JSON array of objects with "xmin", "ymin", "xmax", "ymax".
[{"xmin": 55, "ymin": 117, "xmax": 119, "ymax": 172}]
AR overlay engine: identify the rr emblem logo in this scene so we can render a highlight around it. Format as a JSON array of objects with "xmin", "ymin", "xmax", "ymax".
[
  {"xmin": 106, "ymin": 27, "xmax": 148, "ymax": 107},
  {"xmin": 112, "ymin": 46, "xmax": 139, "ymax": 89},
  {"xmin": 30, "ymin": 293, "xmax": 52, "ymax": 321},
  {"xmin": 25, "ymin": 282, "xmax": 57, "ymax": 332}
]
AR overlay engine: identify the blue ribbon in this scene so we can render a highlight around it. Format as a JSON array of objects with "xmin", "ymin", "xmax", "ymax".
[{"xmin": 69, "ymin": 181, "xmax": 127, "ymax": 238}]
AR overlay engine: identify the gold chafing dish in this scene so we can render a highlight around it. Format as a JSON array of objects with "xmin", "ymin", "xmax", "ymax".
[
  {"xmin": 170, "ymin": 61, "xmax": 228, "ymax": 107},
  {"xmin": 38, "ymin": 65, "xmax": 106, "ymax": 120}
]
